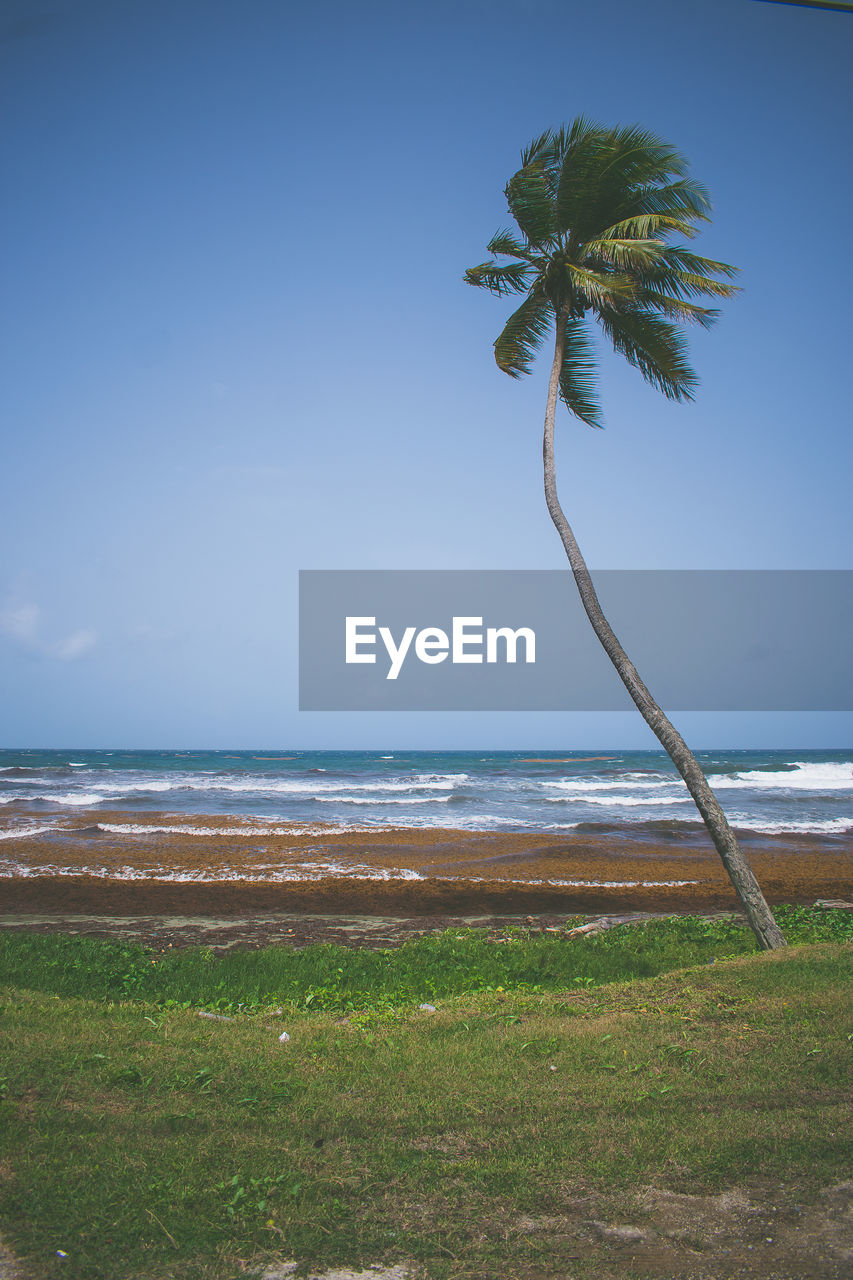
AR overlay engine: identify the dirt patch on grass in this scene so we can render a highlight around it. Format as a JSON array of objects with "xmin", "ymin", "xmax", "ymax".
[
  {"xmin": 0, "ymin": 1237, "xmax": 25, "ymax": 1280},
  {"xmin": 259, "ymin": 1268, "xmax": 413, "ymax": 1280},
  {"xmin": 0, "ymin": 909, "xmax": 568, "ymax": 951},
  {"xmin": 508, "ymin": 1178, "xmax": 853, "ymax": 1278},
  {"xmin": 0, "ymin": 908, "xmax": 727, "ymax": 952}
]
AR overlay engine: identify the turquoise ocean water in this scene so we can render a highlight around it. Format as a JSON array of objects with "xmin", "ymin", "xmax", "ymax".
[{"xmin": 1, "ymin": 748, "xmax": 851, "ymax": 840}]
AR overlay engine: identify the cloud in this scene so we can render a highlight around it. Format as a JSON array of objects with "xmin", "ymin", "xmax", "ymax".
[
  {"xmin": 54, "ymin": 628, "xmax": 98, "ymax": 661},
  {"xmin": 0, "ymin": 600, "xmax": 97, "ymax": 661},
  {"xmin": 0, "ymin": 603, "xmax": 40, "ymax": 644}
]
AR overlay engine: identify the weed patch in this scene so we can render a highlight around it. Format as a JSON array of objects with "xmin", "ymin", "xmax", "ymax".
[{"xmin": 1, "ymin": 906, "xmax": 849, "ymax": 1016}]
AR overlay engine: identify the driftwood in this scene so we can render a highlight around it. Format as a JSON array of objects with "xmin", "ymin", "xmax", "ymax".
[{"xmin": 562, "ymin": 913, "xmax": 659, "ymax": 939}]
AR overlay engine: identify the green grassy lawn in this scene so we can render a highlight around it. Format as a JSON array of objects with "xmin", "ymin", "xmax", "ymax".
[{"xmin": 0, "ymin": 910, "xmax": 851, "ymax": 1280}]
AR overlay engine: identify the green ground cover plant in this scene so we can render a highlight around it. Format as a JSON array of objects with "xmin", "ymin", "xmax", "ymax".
[
  {"xmin": 0, "ymin": 906, "xmax": 848, "ymax": 1015},
  {"xmin": 0, "ymin": 911, "xmax": 850, "ymax": 1280}
]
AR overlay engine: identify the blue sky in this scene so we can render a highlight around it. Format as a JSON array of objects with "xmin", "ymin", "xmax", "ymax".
[{"xmin": 1, "ymin": 0, "xmax": 851, "ymax": 749}]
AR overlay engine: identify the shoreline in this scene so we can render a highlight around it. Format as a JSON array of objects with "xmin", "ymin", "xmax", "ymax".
[{"xmin": 0, "ymin": 819, "xmax": 850, "ymax": 947}]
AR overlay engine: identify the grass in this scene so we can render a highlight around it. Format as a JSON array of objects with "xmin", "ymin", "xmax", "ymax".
[
  {"xmin": 0, "ymin": 904, "xmax": 850, "ymax": 1014},
  {"xmin": 0, "ymin": 908, "xmax": 851, "ymax": 1280}
]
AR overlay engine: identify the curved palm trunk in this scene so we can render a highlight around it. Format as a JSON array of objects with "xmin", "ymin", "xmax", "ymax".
[{"xmin": 543, "ymin": 311, "xmax": 786, "ymax": 950}]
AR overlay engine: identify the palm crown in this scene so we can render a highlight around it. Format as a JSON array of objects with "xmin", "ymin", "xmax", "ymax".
[{"xmin": 464, "ymin": 116, "xmax": 739, "ymax": 428}]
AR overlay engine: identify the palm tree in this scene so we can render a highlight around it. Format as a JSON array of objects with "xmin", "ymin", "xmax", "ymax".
[{"xmin": 465, "ymin": 117, "xmax": 786, "ymax": 950}]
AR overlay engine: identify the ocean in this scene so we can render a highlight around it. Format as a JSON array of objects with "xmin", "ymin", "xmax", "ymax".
[
  {"xmin": 1, "ymin": 748, "xmax": 851, "ymax": 917},
  {"xmin": 1, "ymin": 747, "xmax": 851, "ymax": 840}
]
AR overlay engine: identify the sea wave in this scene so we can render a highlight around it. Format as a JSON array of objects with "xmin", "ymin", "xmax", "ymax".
[
  {"xmin": 0, "ymin": 867, "xmax": 696, "ymax": 887},
  {"xmin": 709, "ymin": 761, "xmax": 853, "ymax": 792},
  {"xmin": 728, "ymin": 815, "xmax": 853, "ymax": 835},
  {"xmin": 0, "ymin": 865, "xmax": 424, "ymax": 884},
  {"xmin": 544, "ymin": 794, "xmax": 692, "ymax": 808},
  {"xmin": 0, "ymin": 825, "xmax": 56, "ymax": 840},
  {"xmin": 543, "ymin": 774, "xmax": 674, "ymax": 793},
  {"xmin": 43, "ymin": 792, "xmax": 107, "ymax": 806},
  {"xmin": 0, "ymin": 770, "xmax": 470, "ymax": 797},
  {"xmin": 314, "ymin": 795, "xmax": 452, "ymax": 806},
  {"xmin": 94, "ymin": 822, "xmax": 338, "ymax": 837}
]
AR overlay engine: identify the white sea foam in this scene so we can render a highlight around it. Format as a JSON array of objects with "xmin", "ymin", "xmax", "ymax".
[
  {"xmin": 45, "ymin": 792, "xmax": 106, "ymax": 806},
  {"xmin": 709, "ymin": 761, "xmax": 853, "ymax": 792},
  {"xmin": 512, "ymin": 878, "xmax": 700, "ymax": 888},
  {"xmin": 94, "ymin": 822, "xmax": 339, "ymax": 837},
  {"xmin": 314, "ymin": 795, "xmax": 452, "ymax": 805},
  {"xmin": 85, "ymin": 774, "xmax": 465, "ymax": 796},
  {"xmin": 412, "ymin": 772, "xmax": 469, "ymax": 784},
  {"xmin": 4, "ymin": 774, "xmax": 455, "ymax": 800},
  {"xmin": 96, "ymin": 781, "xmax": 179, "ymax": 794},
  {"xmin": 544, "ymin": 794, "xmax": 691, "ymax": 808},
  {"xmin": 0, "ymin": 866, "xmax": 426, "ymax": 883},
  {"xmin": 730, "ymin": 815, "xmax": 853, "ymax": 835},
  {"xmin": 0, "ymin": 867, "xmax": 696, "ymax": 887},
  {"xmin": 0, "ymin": 825, "xmax": 55, "ymax": 840},
  {"xmin": 544, "ymin": 776, "xmax": 675, "ymax": 794}
]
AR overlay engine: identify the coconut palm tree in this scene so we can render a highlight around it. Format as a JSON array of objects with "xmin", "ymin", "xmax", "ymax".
[{"xmin": 465, "ymin": 117, "xmax": 786, "ymax": 950}]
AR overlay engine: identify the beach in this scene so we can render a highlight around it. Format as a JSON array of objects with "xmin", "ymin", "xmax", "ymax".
[
  {"xmin": 2, "ymin": 749, "xmax": 851, "ymax": 947},
  {"xmin": 2, "ymin": 814, "xmax": 851, "ymax": 949}
]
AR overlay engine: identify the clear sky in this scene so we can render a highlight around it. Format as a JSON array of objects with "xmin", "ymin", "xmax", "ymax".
[{"xmin": 1, "ymin": 0, "xmax": 851, "ymax": 750}]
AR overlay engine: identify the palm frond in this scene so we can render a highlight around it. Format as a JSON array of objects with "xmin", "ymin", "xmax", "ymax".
[
  {"xmin": 559, "ymin": 318, "xmax": 602, "ymax": 428},
  {"xmin": 565, "ymin": 262, "xmax": 635, "ymax": 310},
  {"xmin": 464, "ymin": 260, "xmax": 535, "ymax": 296},
  {"xmin": 593, "ymin": 212, "xmax": 691, "ymax": 241},
  {"xmin": 486, "ymin": 228, "xmax": 533, "ymax": 259},
  {"xmin": 628, "ymin": 177, "xmax": 712, "ymax": 224},
  {"xmin": 637, "ymin": 292, "xmax": 720, "ymax": 329},
  {"xmin": 564, "ymin": 125, "xmax": 696, "ymax": 247},
  {"xmin": 659, "ymin": 246, "xmax": 740, "ymax": 284},
  {"xmin": 493, "ymin": 291, "xmax": 553, "ymax": 378},
  {"xmin": 554, "ymin": 122, "xmax": 614, "ymax": 238},
  {"xmin": 598, "ymin": 124, "xmax": 689, "ymax": 188},
  {"xmin": 504, "ymin": 162, "xmax": 555, "ymax": 247},
  {"xmin": 582, "ymin": 236, "xmax": 665, "ymax": 271},
  {"xmin": 643, "ymin": 272, "xmax": 737, "ymax": 304},
  {"xmin": 641, "ymin": 247, "xmax": 740, "ymax": 302},
  {"xmin": 520, "ymin": 129, "xmax": 557, "ymax": 167},
  {"xmin": 597, "ymin": 306, "xmax": 698, "ymax": 401}
]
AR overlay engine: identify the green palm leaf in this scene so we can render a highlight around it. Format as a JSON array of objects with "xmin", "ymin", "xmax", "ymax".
[
  {"xmin": 655, "ymin": 247, "xmax": 740, "ymax": 295},
  {"xmin": 486, "ymin": 229, "xmax": 534, "ymax": 260},
  {"xmin": 554, "ymin": 123, "xmax": 615, "ymax": 240},
  {"xmin": 638, "ymin": 292, "xmax": 720, "ymax": 329},
  {"xmin": 559, "ymin": 319, "xmax": 602, "ymax": 428},
  {"xmin": 628, "ymin": 177, "xmax": 712, "ymax": 224},
  {"xmin": 593, "ymin": 213, "xmax": 690, "ymax": 241},
  {"xmin": 582, "ymin": 236, "xmax": 665, "ymax": 271},
  {"xmin": 597, "ymin": 305, "xmax": 698, "ymax": 400},
  {"xmin": 504, "ymin": 163, "xmax": 555, "ymax": 247},
  {"xmin": 493, "ymin": 292, "xmax": 553, "ymax": 378},
  {"xmin": 464, "ymin": 260, "xmax": 534, "ymax": 296},
  {"xmin": 519, "ymin": 128, "xmax": 558, "ymax": 168},
  {"xmin": 565, "ymin": 262, "xmax": 635, "ymax": 310}
]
